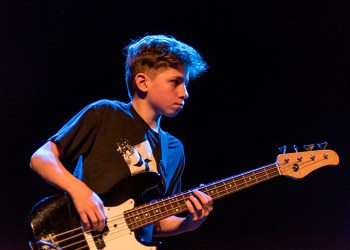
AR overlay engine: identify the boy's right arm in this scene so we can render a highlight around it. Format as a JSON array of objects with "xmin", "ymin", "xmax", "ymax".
[{"xmin": 30, "ymin": 141, "xmax": 106, "ymax": 231}]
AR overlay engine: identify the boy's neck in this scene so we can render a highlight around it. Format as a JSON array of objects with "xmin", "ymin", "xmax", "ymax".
[{"xmin": 131, "ymin": 99, "xmax": 161, "ymax": 133}]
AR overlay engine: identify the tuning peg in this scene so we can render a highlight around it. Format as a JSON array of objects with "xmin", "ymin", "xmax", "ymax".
[
  {"xmin": 303, "ymin": 144, "xmax": 315, "ymax": 151},
  {"xmin": 293, "ymin": 145, "xmax": 298, "ymax": 152},
  {"xmin": 279, "ymin": 145, "xmax": 287, "ymax": 154},
  {"xmin": 317, "ymin": 142, "xmax": 328, "ymax": 149}
]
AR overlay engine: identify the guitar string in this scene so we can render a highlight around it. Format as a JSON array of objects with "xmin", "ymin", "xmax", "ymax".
[
  {"xmin": 77, "ymin": 165, "xmax": 284, "ymax": 248},
  {"xmin": 45, "ymin": 163, "xmax": 297, "ymax": 249},
  {"xmin": 124, "ymin": 164, "xmax": 282, "ymax": 230},
  {"xmin": 126, "ymin": 155, "xmax": 328, "ymax": 229},
  {"xmin": 43, "ymin": 156, "xmax": 327, "ymax": 249},
  {"xmin": 72, "ymin": 162, "xmax": 287, "ymax": 248},
  {"xmin": 43, "ymin": 215, "xmax": 132, "ymax": 249},
  {"xmin": 53, "ymin": 164, "xmax": 283, "ymax": 248},
  {"xmin": 124, "ymin": 155, "xmax": 327, "ymax": 229}
]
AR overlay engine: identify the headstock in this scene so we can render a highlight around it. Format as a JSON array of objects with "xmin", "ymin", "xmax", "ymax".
[{"xmin": 276, "ymin": 142, "xmax": 339, "ymax": 179}]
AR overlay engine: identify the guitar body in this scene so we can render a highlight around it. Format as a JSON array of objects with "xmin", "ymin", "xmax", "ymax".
[{"xmin": 28, "ymin": 172, "xmax": 162, "ymax": 250}]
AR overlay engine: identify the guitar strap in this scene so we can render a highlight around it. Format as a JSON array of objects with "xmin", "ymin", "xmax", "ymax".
[{"xmin": 159, "ymin": 128, "xmax": 170, "ymax": 193}]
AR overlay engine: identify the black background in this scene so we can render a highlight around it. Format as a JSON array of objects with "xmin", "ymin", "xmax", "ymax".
[{"xmin": 2, "ymin": 0, "xmax": 350, "ymax": 249}]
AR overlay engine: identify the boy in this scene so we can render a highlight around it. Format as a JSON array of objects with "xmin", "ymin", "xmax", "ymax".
[{"xmin": 30, "ymin": 34, "xmax": 213, "ymax": 248}]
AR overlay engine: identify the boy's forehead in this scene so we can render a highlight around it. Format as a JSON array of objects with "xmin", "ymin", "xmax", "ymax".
[{"xmin": 164, "ymin": 66, "xmax": 187, "ymax": 77}]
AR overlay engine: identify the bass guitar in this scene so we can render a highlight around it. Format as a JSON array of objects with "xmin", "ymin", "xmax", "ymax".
[{"xmin": 28, "ymin": 146, "xmax": 339, "ymax": 250}]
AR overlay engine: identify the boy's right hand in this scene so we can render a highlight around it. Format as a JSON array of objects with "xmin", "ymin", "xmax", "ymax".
[{"xmin": 70, "ymin": 187, "xmax": 106, "ymax": 232}]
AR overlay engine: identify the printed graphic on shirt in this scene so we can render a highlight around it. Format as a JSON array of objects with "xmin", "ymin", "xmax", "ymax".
[{"xmin": 116, "ymin": 138, "xmax": 157, "ymax": 174}]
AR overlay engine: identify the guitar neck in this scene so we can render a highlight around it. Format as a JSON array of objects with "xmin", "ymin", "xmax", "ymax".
[{"xmin": 125, "ymin": 163, "xmax": 280, "ymax": 230}]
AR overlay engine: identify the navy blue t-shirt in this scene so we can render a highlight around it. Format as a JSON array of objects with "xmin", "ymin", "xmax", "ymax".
[{"xmin": 49, "ymin": 99, "xmax": 185, "ymax": 242}]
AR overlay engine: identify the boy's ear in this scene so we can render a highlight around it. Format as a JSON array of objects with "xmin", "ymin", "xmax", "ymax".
[{"xmin": 135, "ymin": 73, "xmax": 148, "ymax": 92}]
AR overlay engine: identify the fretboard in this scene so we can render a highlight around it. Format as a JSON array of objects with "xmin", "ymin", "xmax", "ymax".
[{"xmin": 125, "ymin": 163, "xmax": 280, "ymax": 230}]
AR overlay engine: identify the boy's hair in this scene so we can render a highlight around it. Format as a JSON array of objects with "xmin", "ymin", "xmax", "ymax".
[{"xmin": 123, "ymin": 34, "xmax": 208, "ymax": 99}]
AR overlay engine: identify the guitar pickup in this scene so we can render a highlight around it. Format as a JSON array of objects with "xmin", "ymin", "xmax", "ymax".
[{"xmin": 91, "ymin": 225, "xmax": 109, "ymax": 249}]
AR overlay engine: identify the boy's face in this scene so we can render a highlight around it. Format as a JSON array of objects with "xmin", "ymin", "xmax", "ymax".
[{"xmin": 146, "ymin": 65, "xmax": 189, "ymax": 117}]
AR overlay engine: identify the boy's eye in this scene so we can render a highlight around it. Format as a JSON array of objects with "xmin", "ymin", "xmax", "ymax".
[
  {"xmin": 170, "ymin": 77, "xmax": 186, "ymax": 85},
  {"xmin": 171, "ymin": 79, "xmax": 180, "ymax": 84}
]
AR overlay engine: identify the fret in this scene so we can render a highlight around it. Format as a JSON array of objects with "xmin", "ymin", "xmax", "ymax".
[{"xmin": 244, "ymin": 172, "xmax": 258, "ymax": 186}]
